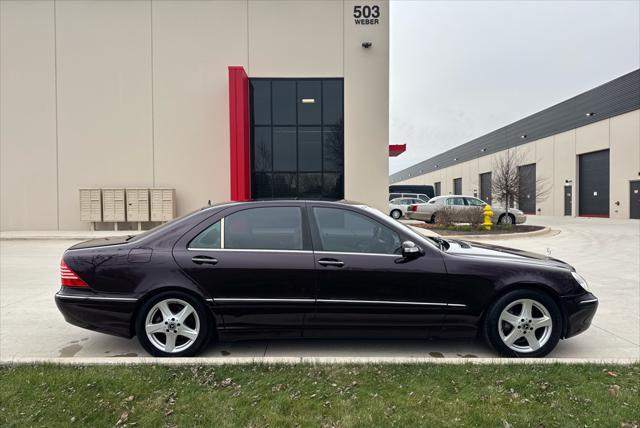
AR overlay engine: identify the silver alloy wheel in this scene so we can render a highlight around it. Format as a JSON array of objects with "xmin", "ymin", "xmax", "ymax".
[
  {"xmin": 498, "ymin": 298, "xmax": 552, "ymax": 353},
  {"xmin": 145, "ymin": 298, "xmax": 200, "ymax": 353},
  {"xmin": 391, "ymin": 210, "xmax": 402, "ymax": 219},
  {"xmin": 500, "ymin": 214, "xmax": 514, "ymax": 224}
]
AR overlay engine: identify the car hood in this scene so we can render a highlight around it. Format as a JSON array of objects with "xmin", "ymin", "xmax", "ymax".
[{"xmin": 444, "ymin": 239, "xmax": 573, "ymax": 270}]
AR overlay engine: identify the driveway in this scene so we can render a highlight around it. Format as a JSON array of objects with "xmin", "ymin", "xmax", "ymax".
[{"xmin": 1, "ymin": 216, "xmax": 638, "ymax": 360}]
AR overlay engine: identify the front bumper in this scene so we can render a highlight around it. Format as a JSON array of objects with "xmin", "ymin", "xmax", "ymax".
[
  {"xmin": 561, "ymin": 292, "xmax": 598, "ymax": 338},
  {"xmin": 55, "ymin": 289, "xmax": 137, "ymax": 338},
  {"xmin": 515, "ymin": 214, "xmax": 527, "ymax": 224}
]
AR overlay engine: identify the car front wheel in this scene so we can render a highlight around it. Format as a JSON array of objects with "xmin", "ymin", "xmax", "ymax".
[
  {"xmin": 484, "ymin": 289, "xmax": 561, "ymax": 358},
  {"xmin": 390, "ymin": 209, "xmax": 402, "ymax": 219},
  {"xmin": 498, "ymin": 213, "xmax": 515, "ymax": 224},
  {"xmin": 136, "ymin": 291, "xmax": 211, "ymax": 357}
]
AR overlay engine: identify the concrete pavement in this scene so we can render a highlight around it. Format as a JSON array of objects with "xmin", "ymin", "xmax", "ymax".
[{"xmin": 1, "ymin": 216, "xmax": 638, "ymax": 361}]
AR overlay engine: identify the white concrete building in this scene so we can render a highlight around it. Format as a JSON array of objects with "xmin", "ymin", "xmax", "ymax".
[
  {"xmin": 1, "ymin": 0, "xmax": 391, "ymax": 230},
  {"xmin": 390, "ymin": 70, "xmax": 640, "ymax": 220}
]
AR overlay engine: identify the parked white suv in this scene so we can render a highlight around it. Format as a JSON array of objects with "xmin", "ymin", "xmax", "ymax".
[
  {"xmin": 388, "ymin": 193, "xmax": 430, "ymax": 203},
  {"xmin": 388, "ymin": 197, "xmax": 428, "ymax": 219}
]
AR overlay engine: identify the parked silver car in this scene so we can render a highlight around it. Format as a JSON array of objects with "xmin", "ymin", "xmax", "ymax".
[{"xmin": 406, "ymin": 195, "xmax": 526, "ymax": 224}]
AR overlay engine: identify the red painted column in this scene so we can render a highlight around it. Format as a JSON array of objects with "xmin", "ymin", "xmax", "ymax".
[{"xmin": 228, "ymin": 66, "xmax": 250, "ymax": 200}]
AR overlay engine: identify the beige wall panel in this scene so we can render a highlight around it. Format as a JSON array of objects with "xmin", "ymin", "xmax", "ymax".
[
  {"xmin": 515, "ymin": 141, "xmax": 536, "ymax": 166},
  {"xmin": 553, "ymin": 130, "xmax": 576, "ymax": 216},
  {"xmin": 152, "ymin": 0, "xmax": 247, "ymax": 216},
  {"xmin": 248, "ymin": 0, "xmax": 342, "ymax": 77},
  {"xmin": 56, "ymin": 0, "xmax": 153, "ymax": 229},
  {"xmin": 478, "ymin": 153, "xmax": 493, "ymax": 174},
  {"xmin": 535, "ymin": 136, "xmax": 554, "ymax": 215},
  {"xmin": 465, "ymin": 160, "xmax": 479, "ymax": 196},
  {"xmin": 0, "ymin": 0, "xmax": 58, "ymax": 230},
  {"xmin": 610, "ymin": 110, "xmax": 640, "ymax": 219},
  {"xmin": 343, "ymin": 0, "xmax": 389, "ymax": 211},
  {"xmin": 575, "ymin": 119, "xmax": 609, "ymax": 155}
]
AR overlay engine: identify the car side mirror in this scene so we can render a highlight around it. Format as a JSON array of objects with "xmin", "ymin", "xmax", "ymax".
[{"xmin": 401, "ymin": 240, "xmax": 422, "ymax": 258}]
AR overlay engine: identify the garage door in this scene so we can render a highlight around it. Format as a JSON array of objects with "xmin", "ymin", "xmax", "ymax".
[
  {"xmin": 480, "ymin": 172, "xmax": 492, "ymax": 204},
  {"xmin": 518, "ymin": 164, "xmax": 536, "ymax": 214},
  {"xmin": 453, "ymin": 178, "xmax": 462, "ymax": 195},
  {"xmin": 579, "ymin": 149, "xmax": 609, "ymax": 217}
]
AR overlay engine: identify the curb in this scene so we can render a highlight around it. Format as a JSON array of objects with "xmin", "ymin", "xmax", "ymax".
[
  {"xmin": 444, "ymin": 226, "xmax": 554, "ymax": 241},
  {"xmin": 1, "ymin": 357, "xmax": 637, "ymax": 365},
  {"xmin": 411, "ymin": 226, "xmax": 554, "ymax": 241}
]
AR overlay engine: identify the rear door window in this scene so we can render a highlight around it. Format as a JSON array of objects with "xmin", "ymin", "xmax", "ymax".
[
  {"xmin": 465, "ymin": 197, "xmax": 485, "ymax": 207},
  {"xmin": 447, "ymin": 197, "xmax": 465, "ymax": 206},
  {"xmin": 224, "ymin": 207, "xmax": 303, "ymax": 250}
]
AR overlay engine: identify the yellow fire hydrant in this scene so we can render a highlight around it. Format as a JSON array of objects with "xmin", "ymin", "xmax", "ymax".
[{"xmin": 483, "ymin": 204, "xmax": 494, "ymax": 231}]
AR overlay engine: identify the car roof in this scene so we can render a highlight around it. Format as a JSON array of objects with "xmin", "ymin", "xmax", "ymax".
[
  {"xmin": 435, "ymin": 195, "xmax": 479, "ymax": 199},
  {"xmin": 208, "ymin": 199, "xmax": 370, "ymax": 209}
]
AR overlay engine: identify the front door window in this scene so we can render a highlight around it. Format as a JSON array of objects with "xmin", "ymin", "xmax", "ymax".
[{"xmin": 313, "ymin": 207, "xmax": 401, "ymax": 255}]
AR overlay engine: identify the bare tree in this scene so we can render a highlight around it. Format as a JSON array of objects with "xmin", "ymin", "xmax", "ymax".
[{"xmin": 491, "ymin": 149, "xmax": 551, "ymax": 215}]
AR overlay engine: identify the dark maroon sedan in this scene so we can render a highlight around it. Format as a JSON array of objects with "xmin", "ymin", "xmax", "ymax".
[{"xmin": 56, "ymin": 200, "xmax": 597, "ymax": 357}]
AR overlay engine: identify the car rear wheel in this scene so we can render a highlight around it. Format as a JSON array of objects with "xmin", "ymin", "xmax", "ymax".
[
  {"xmin": 136, "ymin": 291, "xmax": 211, "ymax": 357},
  {"xmin": 484, "ymin": 289, "xmax": 561, "ymax": 358},
  {"xmin": 390, "ymin": 209, "xmax": 402, "ymax": 219},
  {"xmin": 498, "ymin": 213, "xmax": 515, "ymax": 225}
]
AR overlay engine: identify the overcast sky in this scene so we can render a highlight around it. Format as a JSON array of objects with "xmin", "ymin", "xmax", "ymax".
[{"xmin": 389, "ymin": 0, "xmax": 640, "ymax": 175}]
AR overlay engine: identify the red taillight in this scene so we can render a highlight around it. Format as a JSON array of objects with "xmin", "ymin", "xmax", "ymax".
[
  {"xmin": 409, "ymin": 204, "xmax": 418, "ymax": 212},
  {"xmin": 60, "ymin": 260, "xmax": 89, "ymax": 288}
]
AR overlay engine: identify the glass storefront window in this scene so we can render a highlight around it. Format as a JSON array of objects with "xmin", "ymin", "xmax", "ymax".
[{"xmin": 250, "ymin": 78, "xmax": 344, "ymax": 200}]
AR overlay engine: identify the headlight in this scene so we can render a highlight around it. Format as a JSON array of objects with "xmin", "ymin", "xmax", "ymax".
[{"xmin": 571, "ymin": 271, "xmax": 590, "ymax": 291}]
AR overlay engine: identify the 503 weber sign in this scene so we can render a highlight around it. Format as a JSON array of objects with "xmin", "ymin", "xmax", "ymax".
[{"xmin": 353, "ymin": 5, "xmax": 380, "ymax": 25}]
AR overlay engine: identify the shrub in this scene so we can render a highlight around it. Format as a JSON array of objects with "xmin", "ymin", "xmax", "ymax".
[
  {"xmin": 433, "ymin": 206, "xmax": 455, "ymax": 225},
  {"xmin": 434, "ymin": 206, "xmax": 483, "ymax": 226},
  {"xmin": 461, "ymin": 207, "xmax": 484, "ymax": 226}
]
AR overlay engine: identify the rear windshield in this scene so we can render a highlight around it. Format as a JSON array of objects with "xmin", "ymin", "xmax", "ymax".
[{"xmin": 127, "ymin": 209, "xmax": 201, "ymax": 242}]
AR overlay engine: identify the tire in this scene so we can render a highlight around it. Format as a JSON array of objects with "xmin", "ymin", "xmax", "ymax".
[
  {"xmin": 498, "ymin": 213, "xmax": 515, "ymax": 225},
  {"xmin": 390, "ymin": 209, "xmax": 402, "ymax": 219},
  {"xmin": 483, "ymin": 289, "xmax": 562, "ymax": 358},
  {"xmin": 135, "ymin": 291, "xmax": 212, "ymax": 357},
  {"xmin": 430, "ymin": 214, "xmax": 437, "ymax": 224}
]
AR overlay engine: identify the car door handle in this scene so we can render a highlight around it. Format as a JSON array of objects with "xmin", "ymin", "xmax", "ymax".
[
  {"xmin": 317, "ymin": 258, "xmax": 344, "ymax": 267},
  {"xmin": 191, "ymin": 255, "xmax": 218, "ymax": 265}
]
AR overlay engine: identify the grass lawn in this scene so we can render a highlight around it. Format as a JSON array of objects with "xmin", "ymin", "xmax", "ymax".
[{"xmin": 1, "ymin": 363, "xmax": 638, "ymax": 427}]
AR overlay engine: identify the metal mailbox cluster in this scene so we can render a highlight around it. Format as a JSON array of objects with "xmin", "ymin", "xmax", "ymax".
[{"xmin": 79, "ymin": 188, "xmax": 175, "ymax": 228}]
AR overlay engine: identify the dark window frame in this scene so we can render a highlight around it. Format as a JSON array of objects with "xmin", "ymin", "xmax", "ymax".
[{"xmin": 250, "ymin": 78, "xmax": 344, "ymax": 200}]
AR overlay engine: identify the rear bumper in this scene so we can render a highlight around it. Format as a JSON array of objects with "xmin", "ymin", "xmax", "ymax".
[
  {"xmin": 561, "ymin": 292, "xmax": 598, "ymax": 339},
  {"xmin": 407, "ymin": 212, "xmax": 430, "ymax": 221},
  {"xmin": 55, "ymin": 290, "xmax": 137, "ymax": 338},
  {"xmin": 515, "ymin": 214, "xmax": 527, "ymax": 224}
]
